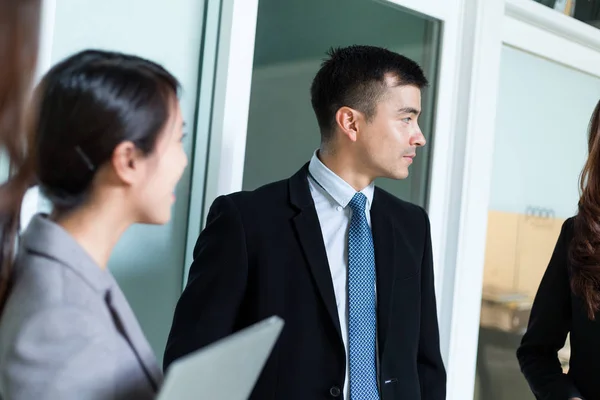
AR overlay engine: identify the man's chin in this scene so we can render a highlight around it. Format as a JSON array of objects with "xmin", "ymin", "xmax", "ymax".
[{"xmin": 384, "ymin": 169, "xmax": 409, "ymax": 180}]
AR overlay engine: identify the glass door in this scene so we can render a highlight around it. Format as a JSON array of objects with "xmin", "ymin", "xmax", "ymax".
[
  {"xmin": 201, "ymin": 0, "xmax": 467, "ymax": 397},
  {"xmin": 446, "ymin": 2, "xmax": 600, "ymax": 400},
  {"xmin": 242, "ymin": 0, "xmax": 440, "ymax": 208},
  {"xmin": 203, "ymin": 0, "xmax": 464, "ymax": 294},
  {"xmin": 474, "ymin": 44, "xmax": 600, "ymax": 400}
]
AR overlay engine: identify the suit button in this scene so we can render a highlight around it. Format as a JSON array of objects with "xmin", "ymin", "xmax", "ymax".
[{"xmin": 329, "ymin": 386, "xmax": 341, "ymax": 397}]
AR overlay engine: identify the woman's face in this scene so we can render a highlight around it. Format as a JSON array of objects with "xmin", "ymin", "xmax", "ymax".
[{"xmin": 132, "ymin": 100, "xmax": 188, "ymax": 225}]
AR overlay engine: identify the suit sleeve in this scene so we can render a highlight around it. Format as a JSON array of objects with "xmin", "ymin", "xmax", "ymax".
[
  {"xmin": 417, "ymin": 207, "xmax": 447, "ymax": 400},
  {"xmin": 2, "ymin": 307, "xmax": 140, "ymax": 400},
  {"xmin": 516, "ymin": 218, "xmax": 583, "ymax": 399},
  {"xmin": 163, "ymin": 195, "xmax": 248, "ymax": 371}
]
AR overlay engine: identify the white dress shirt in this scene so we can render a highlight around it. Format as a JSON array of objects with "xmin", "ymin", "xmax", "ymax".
[{"xmin": 307, "ymin": 151, "xmax": 376, "ymax": 399}]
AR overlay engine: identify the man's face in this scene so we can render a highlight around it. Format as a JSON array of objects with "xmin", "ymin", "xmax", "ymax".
[{"xmin": 357, "ymin": 79, "xmax": 426, "ymax": 180}]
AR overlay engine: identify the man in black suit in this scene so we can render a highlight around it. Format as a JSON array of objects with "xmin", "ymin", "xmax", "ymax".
[{"xmin": 164, "ymin": 45, "xmax": 446, "ymax": 400}]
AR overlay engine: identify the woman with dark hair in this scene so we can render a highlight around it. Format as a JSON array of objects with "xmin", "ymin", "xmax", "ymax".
[
  {"xmin": 0, "ymin": 49, "xmax": 188, "ymax": 399},
  {"xmin": 517, "ymin": 100, "xmax": 600, "ymax": 400}
]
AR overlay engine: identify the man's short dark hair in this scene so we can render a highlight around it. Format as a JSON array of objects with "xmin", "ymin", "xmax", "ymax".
[{"xmin": 310, "ymin": 45, "xmax": 428, "ymax": 141}]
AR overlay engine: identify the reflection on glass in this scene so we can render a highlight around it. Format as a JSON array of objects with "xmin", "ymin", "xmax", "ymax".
[
  {"xmin": 243, "ymin": 0, "xmax": 440, "ymax": 207},
  {"xmin": 474, "ymin": 45, "xmax": 600, "ymax": 400},
  {"xmin": 533, "ymin": 0, "xmax": 600, "ymax": 28},
  {"xmin": 0, "ymin": 151, "xmax": 9, "ymax": 185}
]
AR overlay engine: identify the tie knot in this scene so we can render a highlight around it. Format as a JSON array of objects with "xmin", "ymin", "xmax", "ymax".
[{"xmin": 348, "ymin": 192, "xmax": 367, "ymax": 213}]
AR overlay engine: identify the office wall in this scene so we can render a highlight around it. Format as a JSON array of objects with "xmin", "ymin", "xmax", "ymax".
[{"xmin": 50, "ymin": 0, "xmax": 205, "ymax": 362}]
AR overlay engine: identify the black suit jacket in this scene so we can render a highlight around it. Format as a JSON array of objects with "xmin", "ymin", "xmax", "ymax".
[
  {"xmin": 164, "ymin": 164, "xmax": 446, "ymax": 400},
  {"xmin": 517, "ymin": 217, "xmax": 600, "ymax": 400}
]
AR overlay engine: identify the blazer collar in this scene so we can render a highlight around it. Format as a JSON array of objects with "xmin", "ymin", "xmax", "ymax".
[
  {"xmin": 288, "ymin": 164, "xmax": 344, "ymax": 350},
  {"xmin": 106, "ymin": 284, "xmax": 164, "ymax": 389},
  {"xmin": 21, "ymin": 214, "xmax": 113, "ymax": 294},
  {"xmin": 289, "ymin": 162, "xmax": 313, "ymax": 211},
  {"xmin": 21, "ymin": 214, "xmax": 163, "ymax": 389}
]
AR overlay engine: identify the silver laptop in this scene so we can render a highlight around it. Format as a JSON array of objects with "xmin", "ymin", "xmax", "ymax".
[{"xmin": 157, "ymin": 316, "xmax": 284, "ymax": 400}]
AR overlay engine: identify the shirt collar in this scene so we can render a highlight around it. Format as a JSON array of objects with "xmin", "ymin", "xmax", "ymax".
[{"xmin": 308, "ymin": 150, "xmax": 375, "ymax": 210}]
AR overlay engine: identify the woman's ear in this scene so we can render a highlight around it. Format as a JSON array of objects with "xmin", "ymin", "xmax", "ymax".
[{"xmin": 111, "ymin": 141, "xmax": 140, "ymax": 185}]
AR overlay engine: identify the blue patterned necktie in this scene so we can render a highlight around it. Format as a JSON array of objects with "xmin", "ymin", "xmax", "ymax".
[{"xmin": 348, "ymin": 192, "xmax": 379, "ymax": 400}]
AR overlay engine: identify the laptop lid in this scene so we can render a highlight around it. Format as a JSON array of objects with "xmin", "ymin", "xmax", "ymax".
[{"xmin": 157, "ymin": 316, "xmax": 284, "ymax": 400}]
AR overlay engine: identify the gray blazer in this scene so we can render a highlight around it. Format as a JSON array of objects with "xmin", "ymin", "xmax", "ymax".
[{"xmin": 0, "ymin": 215, "xmax": 163, "ymax": 399}]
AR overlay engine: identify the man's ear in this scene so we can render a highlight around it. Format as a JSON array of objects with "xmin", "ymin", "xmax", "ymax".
[{"xmin": 334, "ymin": 106, "xmax": 362, "ymax": 142}]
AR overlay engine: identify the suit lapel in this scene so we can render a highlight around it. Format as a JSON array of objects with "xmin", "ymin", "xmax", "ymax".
[
  {"xmin": 105, "ymin": 282, "xmax": 163, "ymax": 391},
  {"xmin": 289, "ymin": 164, "xmax": 343, "ymax": 344},
  {"xmin": 371, "ymin": 190, "xmax": 397, "ymax": 356}
]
